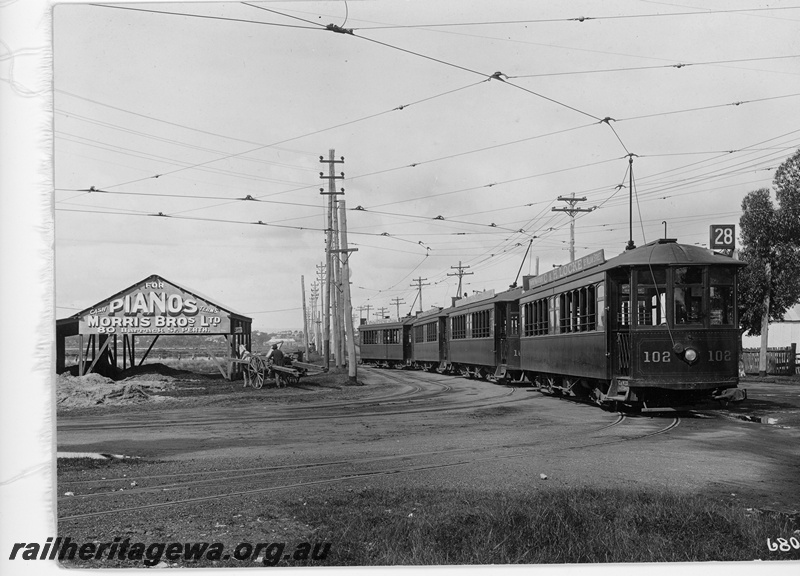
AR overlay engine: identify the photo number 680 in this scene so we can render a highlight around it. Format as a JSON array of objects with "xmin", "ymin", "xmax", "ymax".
[{"xmin": 766, "ymin": 537, "xmax": 800, "ymax": 552}]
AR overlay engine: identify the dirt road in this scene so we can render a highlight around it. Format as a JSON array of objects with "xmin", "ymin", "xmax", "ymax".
[{"xmin": 58, "ymin": 367, "xmax": 800, "ymax": 527}]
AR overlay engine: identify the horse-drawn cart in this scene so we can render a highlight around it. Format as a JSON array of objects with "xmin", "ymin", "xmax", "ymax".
[{"xmin": 232, "ymin": 350, "xmax": 324, "ymax": 389}]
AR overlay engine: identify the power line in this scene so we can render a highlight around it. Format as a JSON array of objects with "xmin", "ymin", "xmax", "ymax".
[
  {"xmin": 354, "ymin": 33, "xmax": 603, "ymax": 122},
  {"xmin": 89, "ymin": 80, "xmax": 486, "ymax": 191},
  {"xmin": 349, "ymin": 6, "xmax": 800, "ymax": 29},
  {"xmin": 91, "ymin": 3, "xmax": 323, "ymax": 30},
  {"xmin": 53, "ymin": 207, "xmax": 434, "ymax": 248},
  {"xmin": 617, "ymin": 92, "xmax": 800, "ymax": 122},
  {"xmin": 508, "ymin": 54, "xmax": 800, "ymax": 78}
]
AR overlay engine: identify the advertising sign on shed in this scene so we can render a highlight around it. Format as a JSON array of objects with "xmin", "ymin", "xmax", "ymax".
[{"xmin": 78, "ymin": 276, "xmax": 233, "ymax": 336}]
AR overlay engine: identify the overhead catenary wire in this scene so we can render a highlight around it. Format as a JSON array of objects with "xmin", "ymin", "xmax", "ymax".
[
  {"xmin": 92, "ymin": 3, "xmax": 324, "ymax": 30},
  {"xmin": 347, "ymin": 6, "xmax": 800, "ymax": 29}
]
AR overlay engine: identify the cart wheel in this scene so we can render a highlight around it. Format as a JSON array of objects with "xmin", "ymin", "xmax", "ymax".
[{"xmin": 249, "ymin": 357, "xmax": 266, "ymax": 390}]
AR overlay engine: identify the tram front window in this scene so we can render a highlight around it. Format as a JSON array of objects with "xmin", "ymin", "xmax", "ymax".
[
  {"xmin": 636, "ymin": 268, "xmax": 667, "ymax": 326},
  {"xmin": 710, "ymin": 268, "xmax": 735, "ymax": 325},
  {"xmin": 674, "ymin": 266, "xmax": 704, "ymax": 325}
]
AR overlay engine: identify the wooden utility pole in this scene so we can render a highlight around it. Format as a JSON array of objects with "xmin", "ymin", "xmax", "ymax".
[
  {"xmin": 759, "ymin": 262, "xmax": 771, "ymax": 377},
  {"xmin": 447, "ymin": 261, "xmax": 473, "ymax": 298},
  {"xmin": 361, "ymin": 304, "xmax": 373, "ymax": 324},
  {"xmin": 410, "ymin": 277, "xmax": 430, "ymax": 312},
  {"xmin": 301, "ymin": 275, "xmax": 310, "ymax": 358},
  {"xmin": 552, "ymin": 193, "xmax": 594, "ymax": 262},
  {"xmin": 338, "ymin": 199, "xmax": 358, "ymax": 383},
  {"xmin": 315, "ymin": 263, "xmax": 325, "ymax": 354},
  {"xmin": 310, "ymin": 281, "xmax": 319, "ymax": 353},
  {"xmin": 331, "ymin": 199, "xmax": 342, "ymax": 368},
  {"xmin": 319, "ymin": 150, "xmax": 344, "ymax": 369},
  {"xmin": 391, "ymin": 297, "xmax": 405, "ymax": 320},
  {"xmin": 375, "ymin": 307, "xmax": 389, "ymax": 320}
]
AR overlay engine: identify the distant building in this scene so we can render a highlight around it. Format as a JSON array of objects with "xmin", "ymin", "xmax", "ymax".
[{"xmin": 741, "ymin": 304, "xmax": 800, "ymax": 349}]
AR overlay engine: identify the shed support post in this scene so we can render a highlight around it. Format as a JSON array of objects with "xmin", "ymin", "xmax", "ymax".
[{"xmin": 78, "ymin": 335, "xmax": 85, "ymax": 376}]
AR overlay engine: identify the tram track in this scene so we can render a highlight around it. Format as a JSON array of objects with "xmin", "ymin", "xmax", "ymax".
[
  {"xmin": 57, "ymin": 369, "xmax": 511, "ymax": 433},
  {"xmin": 58, "ymin": 413, "xmax": 682, "ymax": 522}
]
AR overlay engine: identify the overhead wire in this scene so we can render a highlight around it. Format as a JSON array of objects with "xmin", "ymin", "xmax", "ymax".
[
  {"xmin": 347, "ymin": 6, "xmax": 800, "ymax": 29},
  {"xmin": 91, "ymin": 3, "xmax": 324, "ymax": 30},
  {"xmin": 507, "ymin": 54, "xmax": 800, "ymax": 78}
]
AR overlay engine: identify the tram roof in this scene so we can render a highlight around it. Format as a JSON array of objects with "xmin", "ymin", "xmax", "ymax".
[{"xmin": 604, "ymin": 239, "xmax": 746, "ymax": 269}]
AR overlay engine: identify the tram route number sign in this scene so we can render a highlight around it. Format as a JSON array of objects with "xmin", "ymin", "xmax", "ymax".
[{"xmin": 709, "ymin": 224, "xmax": 735, "ymax": 250}]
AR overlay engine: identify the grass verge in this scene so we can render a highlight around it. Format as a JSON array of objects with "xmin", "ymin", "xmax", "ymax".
[{"xmin": 286, "ymin": 486, "xmax": 800, "ymax": 564}]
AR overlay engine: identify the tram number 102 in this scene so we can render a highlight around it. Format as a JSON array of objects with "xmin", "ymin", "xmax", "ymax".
[
  {"xmin": 643, "ymin": 351, "xmax": 672, "ymax": 363},
  {"xmin": 643, "ymin": 350, "xmax": 733, "ymax": 362}
]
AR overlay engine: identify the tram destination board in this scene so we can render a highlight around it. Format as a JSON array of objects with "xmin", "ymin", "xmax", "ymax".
[{"xmin": 709, "ymin": 224, "xmax": 735, "ymax": 250}]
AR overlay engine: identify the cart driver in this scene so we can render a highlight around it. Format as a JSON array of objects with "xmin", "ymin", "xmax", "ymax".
[{"xmin": 267, "ymin": 343, "xmax": 285, "ymax": 366}]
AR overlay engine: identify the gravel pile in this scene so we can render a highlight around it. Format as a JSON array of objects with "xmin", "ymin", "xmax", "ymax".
[{"xmin": 57, "ymin": 372, "xmax": 175, "ymax": 408}]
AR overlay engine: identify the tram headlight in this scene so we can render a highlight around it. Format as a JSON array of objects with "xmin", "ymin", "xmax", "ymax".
[{"xmin": 673, "ymin": 343, "xmax": 699, "ymax": 366}]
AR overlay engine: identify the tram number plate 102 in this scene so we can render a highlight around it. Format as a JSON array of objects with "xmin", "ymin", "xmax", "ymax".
[
  {"xmin": 643, "ymin": 350, "xmax": 732, "ymax": 363},
  {"xmin": 643, "ymin": 351, "xmax": 671, "ymax": 363}
]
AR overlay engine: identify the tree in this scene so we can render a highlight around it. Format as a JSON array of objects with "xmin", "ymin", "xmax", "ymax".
[{"xmin": 738, "ymin": 149, "xmax": 800, "ymax": 375}]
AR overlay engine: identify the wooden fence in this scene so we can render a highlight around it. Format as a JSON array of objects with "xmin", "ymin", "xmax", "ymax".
[{"xmin": 741, "ymin": 343, "xmax": 797, "ymax": 376}]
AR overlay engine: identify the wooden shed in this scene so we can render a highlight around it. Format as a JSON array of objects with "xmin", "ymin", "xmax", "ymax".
[{"xmin": 56, "ymin": 274, "xmax": 252, "ymax": 379}]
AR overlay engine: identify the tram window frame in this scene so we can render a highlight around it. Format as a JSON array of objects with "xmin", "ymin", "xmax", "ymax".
[
  {"xmin": 558, "ymin": 285, "xmax": 598, "ymax": 333},
  {"xmin": 635, "ymin": 267, "xmax": 668, "ymax": 327},
  {"xmin": 673, "ymin": 266, "xmax": 706, "ymax": 326},
  {"xmin": 362, "ymin": 330, "xmax": 379, "ymax": 345},
  {"xmin": 596, "ymin": 283, "xmax": 605, "ymax": 330},
  {"xmin": 522, "ymin": 298, "xmax": 550, "ymax": 336},
  {"xmin": 383, "ymin": 328, "xmax": 399, "ymax": 344},
  {"xmin": 618, "ymin": 281, "xmax": 632, "ymax": 327},
  {"xmin": 535, "ymin": 298, "xmax": 549, "ymax": 335},
  {"xmin": 522, "ymin": 301, "xmax": 534, "ymax": 336},
  {"xmin": 451, "ymin": 314, "xmax": 467, "ymax": 340},
  {"xmin": 509, "ymin": 311, "xmax": 519, "ymax": 336},
  {"xmin": 471, "ymin": 309, "xmax": 491, "ymax": 338},
  {"xmin": 424, "ymin": 321, "xmax": 437, "ymax": 342},
  {"xmin": 709, "ymin": 267, "xmax": 736, "ymax": 325}
]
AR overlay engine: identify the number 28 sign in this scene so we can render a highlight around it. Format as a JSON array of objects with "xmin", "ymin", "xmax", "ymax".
[{"xmin": 709, "ymin": 224, "xmax": 735, "ymax": 250}]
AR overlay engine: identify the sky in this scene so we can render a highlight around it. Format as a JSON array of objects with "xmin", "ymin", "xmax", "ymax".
[
  {"xmin": 50, "ymin": 0, "xmax": 800, "ymax": 332},
  {"xmin": 3, "ymin": 3, "xmax": 800, "ymax": 573}
]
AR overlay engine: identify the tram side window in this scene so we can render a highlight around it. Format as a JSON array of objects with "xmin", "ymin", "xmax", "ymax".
[
  {"xmin": 535, "ymin": 298, "xmax": 549, "ymax": 335},
  {"xmin": 558, "ymin": 286, "xmax": 596, "ymax": 333},
  {"xmin": 414, "ymin": 325, "xmax": 424, "ymax": 343},
  {"xmin": 509, "ymin": 312, "xmax": 519, "ymax": 336},
  {"xmin": 636, "ymin": 268, "xmax": 667, "ymax": 326},
  {"xmin": 618, "ymin": 283, "xmax": 631, "ymax": 326},
  {"xmin": 363, "ymin": 331, "xmax": 379, "ymax": 345},
  {"xmin": 559, "ymin": 293, "xmax": 571, "ymax": 332},
  {"xmin": 596, "ymin": 283, "xmax": 605, "ymax": 330},
  {"xmin": 580, "ymin": 285, "xmax": 596, "ymax": 331},
  {"xmin": 674, "ymin": 266, "xmax": 705, "ymax": 325},
  {"xmin": 523, "ymin": 299, "xmax": 550, "ymax": 336},
  {"xmin": 709, "ymin": 268, "xmax": 735, "ymax": 325},
  {"xmin": 452, "ymin": 315, "xmax": 467, "ymax": 339},
  {"xmin": 383, "ymin": 328, "xmax": 399, "ymax": 344},
  {"xmin": 425, "ymin": 321, "xmax": 437, "ymax": 342},
  {"xmin": 472, "ymin": 310, "xmax": 491, "ymax": 338},
  {"xmin": 522, "ymin": 302, "xmax": 534, "ymax": 336}
]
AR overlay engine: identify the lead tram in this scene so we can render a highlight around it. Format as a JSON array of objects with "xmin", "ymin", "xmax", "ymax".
[
  {"xmin": 518, "ymin": 239, "xmax": 745, "ymax": 410},
  {"xmin": 600, "ymin": 239, "xmax": 745, "ymax": 408}
]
